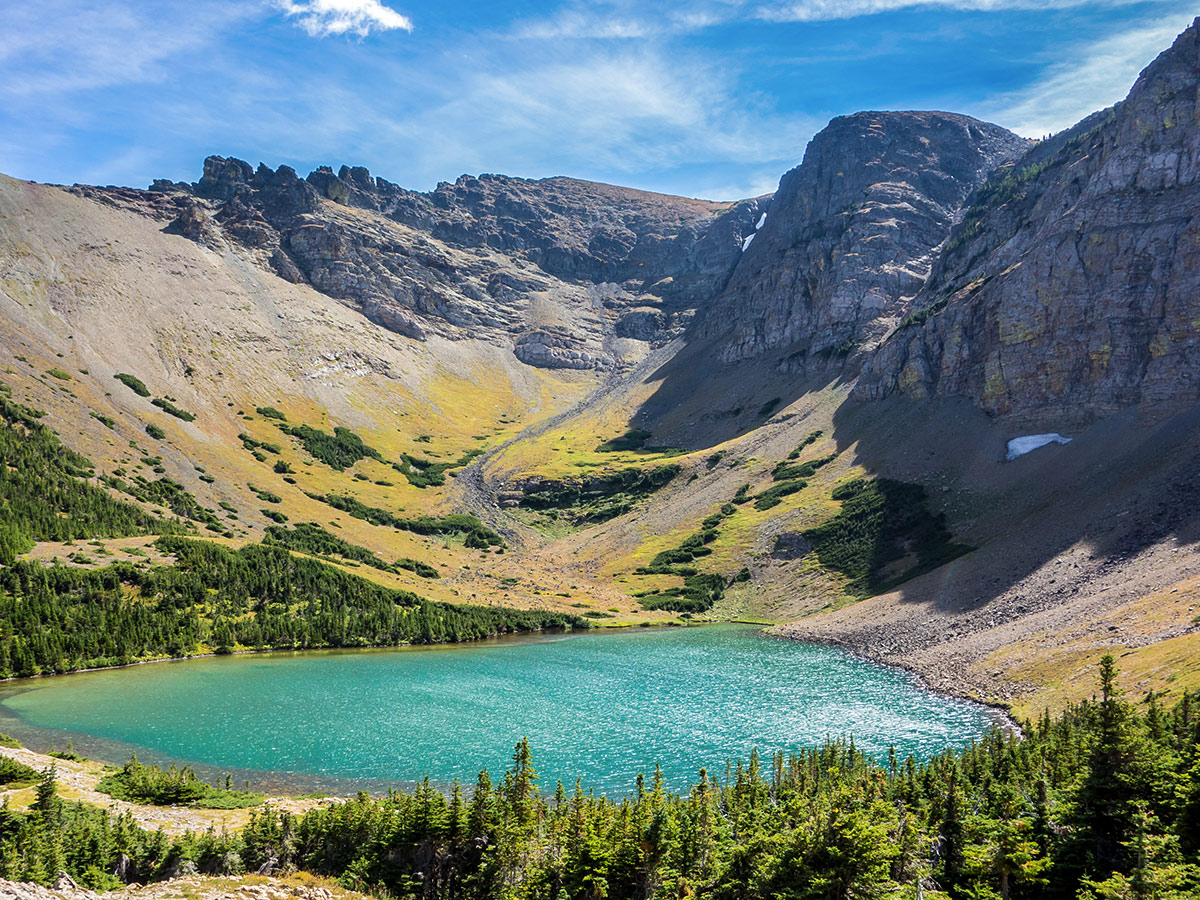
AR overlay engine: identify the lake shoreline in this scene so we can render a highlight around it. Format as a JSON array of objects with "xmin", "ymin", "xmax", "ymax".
[
  {"xmin": 0, "ymin": 624, "xmax": 995, "ymax": 799},
  {"xmin": 767, "ymin": 626, "xmax": 1023, "ymax": 736}
]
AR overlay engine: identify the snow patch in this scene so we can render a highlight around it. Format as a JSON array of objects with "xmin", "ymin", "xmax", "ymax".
[
  {"xmin": 755, "ymin": 212, "xmax": 767, "ymax": 230},
  {"xmin": 1006, "ymin": 433, "xmax": 1071, "ymax": 461},
  {"xmin": 742, "ymin": 233, "xmax": 756, "ymax": 251}
]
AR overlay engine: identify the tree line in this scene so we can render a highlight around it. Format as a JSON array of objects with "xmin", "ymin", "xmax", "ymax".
[
  {"xmin": 1, "ymin": 658, "xmax": 1198, "ymax": 899},
  {"xmin": 0, "ymin": 537, "xmax": 584, "ymax": 677}
]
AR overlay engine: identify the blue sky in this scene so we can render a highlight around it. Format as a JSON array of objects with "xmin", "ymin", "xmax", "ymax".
[{"xmin": 0, "ymin": 0, "xmax": 1193, "ymax": 200}]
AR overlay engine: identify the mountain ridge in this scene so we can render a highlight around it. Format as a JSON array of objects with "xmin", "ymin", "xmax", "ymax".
[{"xmin": 1, "ymin": 19, "xmax": 1199, "ymax": 716}]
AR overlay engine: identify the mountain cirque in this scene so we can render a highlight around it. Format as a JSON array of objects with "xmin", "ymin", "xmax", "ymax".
[{"xmin": 2, "ymin": 19, "xmax": 1200, "ymax": 714}]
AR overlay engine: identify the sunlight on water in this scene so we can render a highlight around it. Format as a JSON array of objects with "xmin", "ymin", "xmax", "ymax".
[{"xmin": 0, "ymin": 625, "xmax": 996, "ymax": 794}]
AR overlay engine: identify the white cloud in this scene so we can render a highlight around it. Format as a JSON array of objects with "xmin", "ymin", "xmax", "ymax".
[
  {"xmin": 278, "ymin": 0, "xmax": 413, "ymax": 37},
  {"xmin": 370, "ymin": 44, "xmax": 818, "ymax": 197},
  {"xmin": 985, "ymin": 10, "xmax": 1195, "ymax": 136},
  {"xmin": 0, "ymin": 1, "xmax": 247, "ymax": 99},
  {"xmin": 510, "ymin": 0, "xmax": 1156, "ymax": 39},
  {"xmin": 753, "ymin": 0, "xmax": 1138, "ymax": 21}
]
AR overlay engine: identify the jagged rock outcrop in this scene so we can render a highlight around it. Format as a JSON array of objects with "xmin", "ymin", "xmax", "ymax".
[
  {"xmin": 858, "ymin": 19, "xmax": 1200, "ymax": 426},
  {"xmin": 700, "ymin": 111, "xmax": 1031, "ymax": 366},
  {"xmin": 137, "ymin": 159, "xmax": 765, "ymax": 366}
]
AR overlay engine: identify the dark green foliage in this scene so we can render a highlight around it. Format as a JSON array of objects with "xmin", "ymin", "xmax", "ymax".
[
  {"xmin": 247, "ymin": 484, "xmax": 281, "ymax": 504},
  {"xmin": 595, "ymin": 429, "xmax": 652, "ymax": 452},
  {"xmin": 786, "ymin": 431, "xmax": 823, "ymax": 460},
  {"xmin": 752, "ymin": 480, "xmax": 805, "ymax": 510},
  {"xmin": 239, "ymin": 433, "xmax": 281, "ymax": 455},
  {"xmin": 278, "ymin": 424, "xmax": 380, "ymax": 471},
  {"xmin": 638, "ymin": 573, "xmax": 726, "ymax": 612},
  {"xmin": 732, "ymin": 483, "xmax": 751, "ymax": 504},
  {"xmin": 101, "ymin": 475, "xmax": 221, "ymax": 531},
  {"xmin": 311, "ymin": 493, "xmax": 505, "ymax": 547},
  {"xmin": 0, "ymin": 756, "xmax": 38, "ymax": 787},
  {"xmin": 150, "ymin": 398, "xmax": 195, "ymax": 422},
  {"xmin": 255, "ymin": 406, "xmax": 287, "ymax": 421},
  {"xmin": 96, "ymin": 757, "xmax": 262, "ymax": 809},
  {"xmin": 89, "ymin": 412, "xmax": 115, "ymax": 430},
  {"xmin": 261, "ymin": 509, "xmax": 288, "ymax": 523},
  {"xmin": 397, "ymin": 558, "xmax": 439, "ymax": 579},
  {"xmin": 518, "ymin": 465, "xmax": 680, "ymax": 524},
  {"xmin": 264, "ymin": 522, "xmax": 434, "ymax": 578},
  {"xmin": 394, "ymin": 448, "xmax": 484, "ymax": 488},
  {"xmin": 706, "ymin": 451, "xmax": 724, "ymax": 469},
  {"xmin": 0, "ymin": 537, "xmax": 583, "ymax": 676},
  {"xmin": 0, "ymin": 391, "xmax": 180, "ymax": 562},
  {"xmin": 0, "ymin": 733, "xmax": 21, "ymax": 748},
  {"xmin": 273, "ymin": 460, "xmax": 293, "ymax": 474},
  {"xmin": 114, "ymin": 373, "xmax": 150, "ymax": 397},
  {"xmin": 772, "ymin": 452, "xmax": 836, "ymax": 482},
  {"xmin": 4, "ymin": 665, "xmax": 1200, "ymax": 900},
  {"xmin": 803, "ymin": 478, "xmax": 972, "ymax": 597},
  {"xmin": 635, "ymin": 502, "xmax": 739, "ymax": 613},
  {"xmin": 144, "ymin": 423, "xmax": 166, "ymax": 440},
  {"xmin": 46, "ymin": 368, "xmax": 71, "ymax": 381}
]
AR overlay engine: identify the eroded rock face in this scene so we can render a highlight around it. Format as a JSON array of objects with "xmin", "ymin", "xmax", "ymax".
[
  {"xmin": 513, "ymin": 329, "xmax": 610, "ymax": 370},
  {"xmin": 700, "ymin": 111, "xmax": 1031, "ymax": 366},
  {"xmin": 133, "ymin": 159, "xmax": 763, "ymax": 367},
  {"xmin": 858, "ymin": 18, "xmax": 1200, "ymax": 426}
]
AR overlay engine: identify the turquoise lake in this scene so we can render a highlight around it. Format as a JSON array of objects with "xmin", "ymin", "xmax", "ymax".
[{"xmin": 0, "ymin": 625, "xmax": 996, "ymax": 794}]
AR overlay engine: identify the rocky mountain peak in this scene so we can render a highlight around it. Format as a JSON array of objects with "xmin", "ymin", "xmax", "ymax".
[
  {"xmin": 698, "ymin": 110, "xmax": 1030, "ymax": 365},
  {"xmin": 857, "ymin": 17, "xmax": 1200, "ymax": 426}
]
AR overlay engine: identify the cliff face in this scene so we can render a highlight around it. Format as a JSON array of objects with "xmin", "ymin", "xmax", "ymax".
[
  {"xmin": 88, "ymin": 160, "xmax": 765, "ymax": 370},
  {"xmin": 698, "ymin": 111, "xmax": 1030, "ymax": 366},
  {"xmin": 858, "ymin": 19, "xmax": 1200, "ymax": 426}
]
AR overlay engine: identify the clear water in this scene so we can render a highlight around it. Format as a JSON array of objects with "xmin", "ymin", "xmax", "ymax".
[{"xmin": 0, "ymin": 625, "xmax": 995, "ymax": 794}]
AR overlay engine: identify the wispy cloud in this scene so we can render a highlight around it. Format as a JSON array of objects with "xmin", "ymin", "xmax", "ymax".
[
  {"xmin": 754, "ymin": 0, "xmax": 1147, "ymax": 22},
  {"xmin": 985, "ymin": 9, "xmax": 1195, "ymax": 136},
  {"xmin": 365, "ymin": 43, "xmax": 818, "ymax": 197},
  {"xmin": 511, "ymin": 0, "xmax": 1155, "ymax": 39},
  {"xmin": 0, "ymin": 1, "xmax": 247, "ymax": 98},
  {"xmin": 277, "ymin": 0, "xmax": 413, "ymax": 37}
]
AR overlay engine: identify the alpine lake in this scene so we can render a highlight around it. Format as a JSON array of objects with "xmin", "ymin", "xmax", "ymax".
[{"xmin": 0, "ymin": 625, "xmax": 997, "ymax": 795}]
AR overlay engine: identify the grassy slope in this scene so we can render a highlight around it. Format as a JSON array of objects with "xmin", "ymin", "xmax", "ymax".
[{"xmin": 3, "ymin": 175, "xmax": 1199, "ymax": 715}]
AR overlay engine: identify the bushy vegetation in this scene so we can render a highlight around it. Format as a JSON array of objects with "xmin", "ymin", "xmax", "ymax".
[
  {"xmin": 787, "ymin": 430, "xmax": 824, "ymax": 459},
  {"xmin": 311, "ymin": 493, "xmax": 505, "ymax": 548},
  {"xmin": 144, "ymin": 423, "xmax": 166, "ymax": 440},
  {"xmin": 239, "ymin": 433, "xmax": 281, "ymax": 455},
  {"xmin": 96, "ymin": 756, "xmax": 262, "ymax": 809},
  {"xmin": 255, "ymin": 406, "xmax": 287, "ymax": 421},
  {"xmin": 518, "ymin": 465, "xmax": 680, "ymax": 524},
  {"xmin": 751, "ymin": 480, "xmax": 806, "ymax": 511},
  {"xmin": 5, "ymin": 661, "xmax": 1199, "ymax": 900},
  {"xmin": 0, "ymin": 537, "xmax": 579, "ymax": 676},
  {"xmin": 150, "ymin": 398, "xmax": 195, "ymax": 422},
  {"xmin": 394, "ymin": 448, "xmax": 484, "ymax": 488},
  {"xmin": 100, "ymin": 475, "xmax": 223, "ymax": 533},
  {"xmin": 0, "ymin": 756, "xmax": 39, "ymax": 788},
  {"xmin": 113, "ymin": 373, "xmax": 150, "ymax": 397},
  {"xmin": 804, "ymin": 478, "xmax": 973, "ymax": 597},
  {"xmin": 634, "ymin": 503, "xmax": 738, "ymax": 612},
  {"xmin": 279, "ymin": 423, "xmax": 381, "ymax": 471},
  {"xmin": 0, "ymin": 387, "xmax": 181, "ymax": 562},
  {"xmin": 264, "ymin": 523, "xmax": 438, "ymax": 579}
]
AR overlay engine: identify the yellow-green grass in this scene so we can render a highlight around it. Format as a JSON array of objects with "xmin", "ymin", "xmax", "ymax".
[{"xmin": 982, "ymin": 575, "xmax": 1200, "ymax": 720}]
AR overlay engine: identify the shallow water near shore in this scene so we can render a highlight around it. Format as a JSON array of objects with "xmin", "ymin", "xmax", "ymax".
[{"xmin": 0, "ymin": 625, "xmax": 996, "ymax": 794}]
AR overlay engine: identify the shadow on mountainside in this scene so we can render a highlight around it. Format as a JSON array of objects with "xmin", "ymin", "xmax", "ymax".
[
  {"xmin": 628, "ymin": 334, "xmax": 1200, "ymax": 625},
  {"xmin": 821, "ymin": 394, "xmax": 1200, "ymax": 621},
  {"xmin": 623, "ymin": 334, "xmax": 858, "ymax": 452}
]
